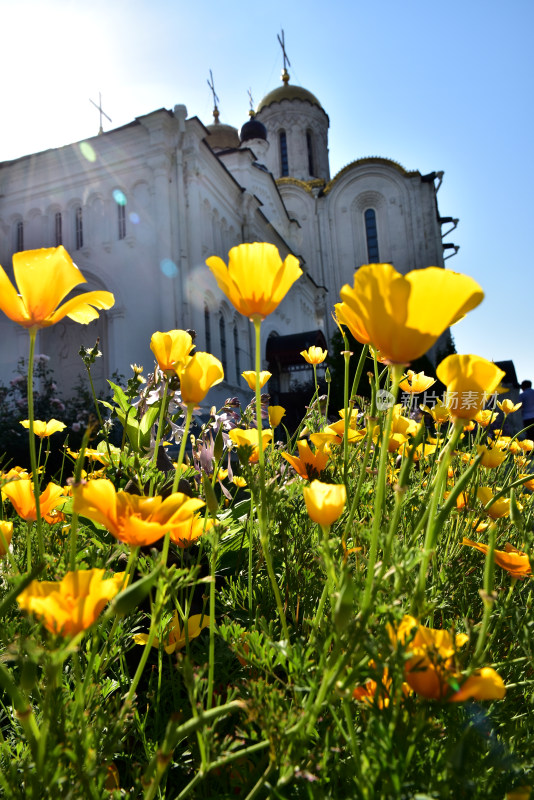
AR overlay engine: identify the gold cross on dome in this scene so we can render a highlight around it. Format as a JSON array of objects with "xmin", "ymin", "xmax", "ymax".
[
  {"xmin": 277, "ymin": 29, "xmax": 291, "ymax": 78},
  {"xmin": 89, "ymin": 92, "xmax": 112, "ymax": 135}
]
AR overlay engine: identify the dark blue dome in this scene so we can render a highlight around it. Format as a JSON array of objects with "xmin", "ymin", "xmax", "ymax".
[{"xmin": 239, "ymin": 117, "xmax": 267, "ymax": 143}]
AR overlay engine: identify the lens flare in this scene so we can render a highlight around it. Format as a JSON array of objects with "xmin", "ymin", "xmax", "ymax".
[
  {"xmin": 129, "ymin": 212, "xmax": 140, "ymax": 224},
  {"xmin": 79, "ymin": 142, "xmax": 96, "ymax": 162},
  {"xmin": 112, "ymin": 189, "xmax": 127, "ymax": 206},
  {"xmin": 160, "ymin": 258, "xmax": 178, "ymax": 278}
]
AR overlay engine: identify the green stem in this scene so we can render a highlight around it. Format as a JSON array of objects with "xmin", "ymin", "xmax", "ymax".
[
  {"xmin": 27, "ymin": 330, "xmax": 44, "ymax": 562},
  {"xmin": 472, "ymin": 524, "xmax": 496, "ymax": 666},
  {"xmin": 206, "ymin": 520, "xmax": 219, "ymax": 711},
  {"xmin": 149, "ymin": 377, "xmax": 170, "ymax": 495},
  {"xmin": 413, "ymin": 418, "xmax": 464, "ymax": 615},
  {"xmin": 253, "ymin": 317, "xmax": 289, "ymax": 640},
  {"xmin": 172, "ymin": 404, "xmax": 193, "ymax": 493},
  {"xmin": 361, "ymin": 363, "xmax": 403, "ymax": 611}
]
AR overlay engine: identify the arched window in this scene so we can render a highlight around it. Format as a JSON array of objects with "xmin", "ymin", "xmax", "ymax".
[
  {"xmin": 219, "ymin": 313, "xmax": 227, "ymax": 373},
  {"xmin": 55, "ymin": 211, "xmax": 62, "ymax": 246},
  {"xmin": 306, "ymin": 130, "xmax": 315, "ymax": 177},
  {"xmin": 15, "ymin": 220, "xmax": 24, "ymax": 251},
  {"xmin": 75, "ymin": 206, "xmax": 83, "ymax": 250},
  {"xmin": 364, "ymin": 209, "xmax": 379, "ymax": 262},
  {"xmin": 233, "ymin": 323, "xmax": 240, "ymax": 382},
  {"xmin": 279, "ymin": 131, "xmax": 289, "ymax": 177},
  {"xmin": 118, "ymin": 203, "xmax": 126, "ymax": 240},
  {"xmin": 204, "ymin": 305, "xmax": 211, "ymax": 353}
]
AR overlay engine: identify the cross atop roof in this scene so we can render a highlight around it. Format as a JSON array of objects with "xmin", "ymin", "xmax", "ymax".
[
  {"xmin": 89, "ymin": 93, "xmax": 112, "ymax": 135},
  {"xmin": 277, "ymin": 29, "xmax": 291, "ymax": 81}
]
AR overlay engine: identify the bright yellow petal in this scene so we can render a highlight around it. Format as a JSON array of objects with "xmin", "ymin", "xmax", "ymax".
[
  {"xmin": 0, "ymin": 264, "xmax": 28, "ymax": 324},
  {"xmin": 13, "ymin": 247, "xmax": 86, "ymax": 326},
  {"xmin": 49, "ymin": 290, "xmax": 115, "ymax": 325}
]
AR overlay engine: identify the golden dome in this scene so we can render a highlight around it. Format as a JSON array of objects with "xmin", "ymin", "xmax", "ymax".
[
  {"xmin": 256, "ymin": 82, "xmax": 324, "ymax": 113},
  {"xmin": 205, "ymin": 120, "xmax": 240, "ymax": 150}
]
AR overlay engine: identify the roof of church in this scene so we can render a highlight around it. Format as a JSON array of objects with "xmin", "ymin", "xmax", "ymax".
[
  {"xmin": 257, "ymin": 82, "xmax": 324, "ymax": 113},
  {"xmin": 240, "ymin": 115, "xmax": 267, "ymax": 143},
  {"xmin": 205, "ymin": 120, "xmax": 240, "ymax": 150}
]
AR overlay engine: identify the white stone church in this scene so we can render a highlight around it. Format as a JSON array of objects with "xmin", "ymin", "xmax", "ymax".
[{"xmin": 0, "ymin": 66, "xmax": 457, "ymax": 407}]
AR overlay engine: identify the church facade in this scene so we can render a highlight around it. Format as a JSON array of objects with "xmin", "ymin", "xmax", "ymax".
[{"xmin": 0, "ymin": 69, "xmax": 456, "ymax": 407}]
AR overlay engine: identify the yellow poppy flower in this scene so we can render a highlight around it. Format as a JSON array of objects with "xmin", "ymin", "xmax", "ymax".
[
  {"xmin": 497, "ymin": 399, "xmax": 522, "ymax": 416},
  {"xmin": 477, "ymin": 486, "xmax": 514, "ymax": 519},
  {"xmin": 303, "ymin": 480, "xmax": 346, "ymax": 526},
  {"xmin": 242, "ymin": 370, "xmax": 271, "ymax": 390},
  {"xmin": 0, "ymin": 246, "xmax": 114, "ymax": 331},
  {"xmin": 207, "ymin": 242, "xmax": 302, "ymax": 321},
  {"xmin": 399, "ymin": 370, "xmax": 436, "ymax": 394},
  {"xmin": 420, "ymin": 397, "xmax": 451, "ymax": 427},
  {"xmin": 17, "ymin": 569, "xmax": 126, "ymax": 636},
  {"xmin": 20, "ymin": 419, "xmax": 67, "ymax": 438},
  {"xmin": 301, "ymin": 346, "xmax": 327, "ymax": 365},
  {"xmin": 282, "ymin": 439, "xmax": 330, "ymax": 480},
  {"xmin": 519, "ymin": 439, "xmax": 534, "ymax": 452},
  {"xmin": 150, "ymin": 329, "xmax": 194, "ymax": 374},
  {"xmin": 268, "ymin": 405, "xmax": 286, "ymax": 428},
  {"xmin": 476, "ymin": 444, "xmax": 508, "ymax": 469},
  {"xmin": 178, "ymin": 352, "xmax": 224, "ymax": 406},
  {"xmin": 229, "ymin": 428, "xmax": 273, "ymax": 463},
  {"xmin": 392, "ymin": 615, "xmax": 505, "ymax": 702},
  {"xmin": 232, "ymin": 475, "xmax": 247, "ymax": 488},
  {"xmin": 474, "ymin": 408, "xmax": 498, "ymax": 427},
  {"xmin": 336, "ymin": 263, "xmax": 483, "ymax": 364},
  {"xmin": 169, "ymin": 513, "xmax": 213, "ymax": 548},
  {"xmin": 462, "ymin": 538, "xmax": 531, "ymax": 579},
  {"xmin": 133, "ymin": 611, "xmax": 208, "ymax": 654},
  {"xmin": 2, "ymin": 480, "xmax": 65, "ymax": 522},
  {"xmin": 436, "ymin": 354, "xmax": 506, "ymax": 420},
  {"xmin": 73, "ymin": 479, "xmax": 205, "ymax": 547},
  {"xmin": 0, "ymin": 521, "xmax": 13, "ymax": 556}
]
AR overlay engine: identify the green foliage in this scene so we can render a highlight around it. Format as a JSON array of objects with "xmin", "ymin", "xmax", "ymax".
[{"xmin": 1, "ymin": 341, "xmax": 534, "ymax": 800}]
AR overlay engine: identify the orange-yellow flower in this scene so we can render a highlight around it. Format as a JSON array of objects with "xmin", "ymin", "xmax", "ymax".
[
  {"xmin": 169, "ymin": 513, "xmax": 213, "ymax": 548},
  {"xmin": 178, "ymin": 352, "xmax": 224, "ymax": 406},
  {"xmin": 336, "ymin": 263, "xmax": 483, "ymax": 364},
  {"xmin": 301, "ymin": 346, "xmax": 327, "ymax": 365},
  {"xmin": 268, "ymin": 405, "xmax": 286, "ymax": 428},
  {"xmin": 436, "ymin": 354, "xmax": 506, "ymax": 420},
  {"xmin": 0, "ymin": 246, "xmax": 114, "ymax": 331},
  {"xmin": 2, "ymin": 480, "xmax": 65, "ymax": 522},
  {"xmin": 497, "ymin": 399, "xmax": 522, "ymax": 416},
  {"xmin": 420, "ymin": 397, "xmax": 451, "ymax": 427},
  {"xmin": 73, "ymin": 479, "xmax": 205, "ymax": 547},
  {"xmin": 475, "ymin": 409, "xmax": 498, "ymax": 427},
  {"xmin": 20, "ymin": 419, "xmax": 67, "ymax": 438},
  {"xmin": 229, "ymin": 428, "xmax": 273, "ymax": 462},
  {"xmin": 207, "ymin": 242, "xmax": 302, "ymax": 321},
  {"xmin": 303, "ymin": 480, "xmax": 346, "ymax": 526},
  {"xmin": 282, "ymin": 439, "xmax": 330, "ymax": 480},
  {"xmin": 0, "ymin": 521, "xmax": 13, "ymax": 556},
  {"xmin": 392, "ymin": 615, "xmax": 505, "ymax": 701},
  {"xmin": 150, "ymin": 330, "xmax": 194, "ymax": 374},
  {"xmin": 17, "ymin": 569, "xmax": 126, "ymax": 636},
  {"xmin": 477, "ymin": 486, "xmax": 514, "ymax": 519},
  {"xmin": 242, "ymin": 370, "xmax": 271, "ymax": 390},
  {"xmin": 476, "ymin": 444, "xmax": 508, "ymax": 469},
  {"xmin": 462, "ymin": 538, "xmax": 531, "ymax": 578},
  {"xmin": 133, "ymin": 611, "xmax": 208, "ymax": 654},
  {"xmin": 399, "ymin": 370, "xmax": 436, "ymax": 394}
]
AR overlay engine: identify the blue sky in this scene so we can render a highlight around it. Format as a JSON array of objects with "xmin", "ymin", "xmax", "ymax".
[{"xmin": 2, "ymin": 0, "xmax": 533, "ymax": 381}]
